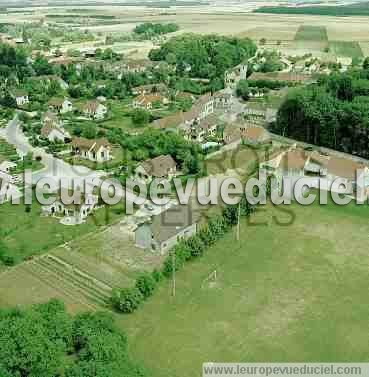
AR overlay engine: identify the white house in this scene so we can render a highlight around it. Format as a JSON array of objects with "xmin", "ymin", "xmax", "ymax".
[
  {"xmin": 135, "ymin": 204, "xmax": 199, "ymax": 254},
  {"xmin": 133, "ymin": 93, "xmax": 169, "ymax": 110},
  {"xmin": 71, "ymin": 137, "xmax": 112, "ymax": 163},
  {"xmin": 0, "ymin": 160, "xmax": 17, "ymax": 174},
  {"xmin": 135, "ymin": 155, "xmax": 177, "ymax": 184},
  {"xmin": 11, "ymin": 90, "xmax": 29, "ymax": 107},
  {"xmin": 181, "ymin": 93, "xmax": 215, "ymax": 128},
  {"xmin": 41, "ymin": 113, "xmax": 70, "ymax": 143},
  {"xmin": 48, "ymin": 98, "xmax": 73, "ymax": 114},
  {"xmin": 42, "ymin": 194, "xmax": 99, "ymax": 225},
  {"xmin": 0, "ymin": 171, "xmax": 22, "ymax": 204},
  {"xmin": 186, "ymin": 114, "xmax": 218, "ymax": 143},
  {"xmin": 224, "ymin": 63, "xmax": 248, "ymax": 88},
  {"xmin": 261, "ymin": 147, "xmax": 369, "ymax": 201},
  {"xmin": 214, "ymin": 90, "xmax": 233, "ymax": 109},
  {"xmin": 82, "ymin": 101, "xmax": 108, "ymax": 120}
]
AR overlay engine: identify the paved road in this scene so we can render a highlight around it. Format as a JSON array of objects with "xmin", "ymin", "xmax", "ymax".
[
  {"xmin": 0, "ymin": 115, "xmax": 140, "ymax": 204},
  {"xmin": 1, "ymin": 114, "xmax": 105, "ymax": 185}
]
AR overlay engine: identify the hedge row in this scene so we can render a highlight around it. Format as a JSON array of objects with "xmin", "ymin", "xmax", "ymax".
[{"xmin": 111, "ymin": 198, "xmax": 254, "ymax": 314}]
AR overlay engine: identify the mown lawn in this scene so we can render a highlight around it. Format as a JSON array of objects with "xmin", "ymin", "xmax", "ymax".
[
  {"xmin": 329, "ymin": 41, "xmax": 363, "ymax": 58},
  {"xmin": 0, "ymin": 195, "xmax": 125, "ymax": 264},
  {"xmin": 117, "ymin": 199, "xmax": 369, "ymax": 377}
]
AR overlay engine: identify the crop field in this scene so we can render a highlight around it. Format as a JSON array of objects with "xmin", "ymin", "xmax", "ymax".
[
  {"xmin": 0, "ymin": 220, "xmax": 165, "ymax": 312},
  {"xmin": 329, "ymin": 41, "xmax": 363, "ymax": 58},
  {"xmin": 118, "ymin": 199, "xmax": 369, "ymax": 377},
  {"xmin": 294, "ymin": 25, "xmax": 328, "ymax": 41}
]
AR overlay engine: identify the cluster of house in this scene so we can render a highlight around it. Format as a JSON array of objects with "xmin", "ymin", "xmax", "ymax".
[
  {"xmin": 261, "ymin": 146, "xmax": 369, "ymax": 201},
  {"xmin": 291, "ymin": 55, "xmax": 353, "ymax": 75},
  {"xmin": 39, "ymin": 108, "xmax": 112, "ymax": 163},
  {"xmin": 132, "ymin": 84, "xmax": 170, "ymax": 110},
  {"xmin": 151, "ymin": 90, "xmax": 233, "ymax": 143}
]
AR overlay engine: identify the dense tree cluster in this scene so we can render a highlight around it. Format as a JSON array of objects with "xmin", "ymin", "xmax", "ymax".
[
  {"xmin": 273, "ymin": 68, "xmax": 369, "ymax": 157},
  {"xmin": 134, "ymin": 22, "xmax": 179, "ymax": 38},
  {"xmin": 118, "ymin": 129, "xmax": 203, "ymax": 175},
  {"xmin": 148, "ymin": 34, "xmax": 256, "ymax": 82},
  {"xmin": 0, "ymin": 43, "xmax": 30, "ymax": 80},
  {"xmin": 0, "ymin": 300, "xmax": 148, "ymax": 377}
]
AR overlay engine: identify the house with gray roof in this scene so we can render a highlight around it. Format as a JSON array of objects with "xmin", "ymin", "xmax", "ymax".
[
  {"xmin": 135, "ymin": 204, "xmax": 199, "ymax": 254},
  {"xmin": 135, "ymin": 155, "xmax": 177, "ymax": 184}
]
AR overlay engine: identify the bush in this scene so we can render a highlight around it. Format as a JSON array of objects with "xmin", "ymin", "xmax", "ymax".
[
  {"xmin": 152, "ymin": 269, "xmax": 163, "ymax": 283},
  {"xmin": 111, "ymin": 287, "xmax": 143, "ymax": 314},
  {"xmin": 186, "ymin": 236, "xmax": 205, "ymax": 258},
  {"xmin": 135, "ymin": 273, "xmax": 156, "ymax": 299}
]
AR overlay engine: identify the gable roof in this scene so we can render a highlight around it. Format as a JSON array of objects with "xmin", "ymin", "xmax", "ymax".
[
  {"xmin": 310, "ymin": 152, "xmax": 366, "ymax": 180},
  {"xmin": 243, "ymin": 126, "xmax": 268, "ymax": 142},
  {"xmin": 198, "ymin": 113, "xmax": 218, "ymax": 131},
  {"xmin": 152, "ymin": 112, "xmax": 185, "ymax": 130},
  {"xmin": 248, "ymin": 71, "xmax": 312, "ymax": 84},
  {"xmin": 11, "ymin": 89, "xmax": 28, "ymax": 98},
  {"xmin": 42, "ymin": 111, "xmax": 59, "ymax": 124},
  {"xmin": 83, "ymin": 100, "xmax": 105, "ymax": 113},
  {"xmin": 150, "ymin": 204, "xmax": 200, "ymax": 243},
  {"xmin": 135, "ymin": 93, "xmax": 165, "ymax": 106},
  {"xmin": 279, "ymin": 149, "xmax": 308, "ymax": 170},
  {"xmin": 139, "ymin": 155, "xmax": 177, "ymax": 178},
  {"xmin": 71, "ymin": 137, "xmax": 111, "ymax": 152},
  {"xmin": 48, "ymin": 97, "xmax": 70, "ymax": 107}
]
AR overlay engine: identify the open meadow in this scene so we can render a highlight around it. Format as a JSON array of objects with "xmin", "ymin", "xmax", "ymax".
[{"xmin": 117, "ymin": 199, "xmax": 369, "ymax": 377}]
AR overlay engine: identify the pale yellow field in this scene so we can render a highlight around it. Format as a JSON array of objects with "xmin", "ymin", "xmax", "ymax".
[{"xmin": 4, "ymin": 6, "xmax": 369, "ymax": 43}]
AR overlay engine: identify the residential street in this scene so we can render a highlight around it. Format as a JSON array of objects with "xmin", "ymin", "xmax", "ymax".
[{"xmin": 0, "ymin": 115, "xmax": 139, "ymax": 203}]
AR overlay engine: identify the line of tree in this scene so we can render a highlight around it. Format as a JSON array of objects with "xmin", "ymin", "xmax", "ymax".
[
  {"xmin": 272, "ymin": 66, "xmax": 369, "ymax": 157},
  {"xmin": 0, "ymin": 299, "xmax": 148, "ymax": 377},
  {"xmin": 112, "ymin": 198, "xmax": 254, "ymax": 314},
  {"xmin": 254, "ymin": 3, "xmax": 369, "ymax": 17}
]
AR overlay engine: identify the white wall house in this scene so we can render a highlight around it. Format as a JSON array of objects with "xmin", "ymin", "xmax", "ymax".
[
  {"xmin": 0, "ymin": 161, "xmax": 17, "ymax": 173},
  {"xmin": 48, "ymin": 98, "xmax": 73, "ymax": 114},
  {"xmin": 71, "ymin": 137, "xmax": 112, "ymax": 163},
  {"xmin": 11, "ymin": 90, "xmax": 29, "ymax": 106},
  {"xmin": 261, "ymin": 147, "xmax": 369, "ymax": 201},
  {"xmin": 0, "ymin": 171, "xmax": 22, "ymax": 204},
  {"xmin": 83, "ymin": 101, "xmax": 108, "ymax": 120},
  {"xmin": 42, "ymin": 194, "xmax": 99, "ymax": 225},
  {"xmin": 41, "ymin": 111, "xmax": 71, "ymax": 143}
]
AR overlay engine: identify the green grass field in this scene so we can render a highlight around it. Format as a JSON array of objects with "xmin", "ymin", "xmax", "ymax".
[
  {"xmin": 117, "ymin": 199, "xmax": 369, "ymax": 377},
  {"xmin": 0, "ymin": 195, "xmax": 125, "ymax": 264},
  {"xmin": 294, "ymin": 25, "xmax": 328, "ymax": 41},
  {"xmin": 329, "ymin": 41, "xmax": 363, "ymax": 58}
]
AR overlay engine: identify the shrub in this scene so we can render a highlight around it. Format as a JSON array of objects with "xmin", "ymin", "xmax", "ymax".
[
  {"xmin": 111, "ymin": 287, "xmax": 143, "ymax": 314},
  {"xmin": 151, "ymin": 269, "xmax": 163, "ymax": 283},
  {"xmin": 135, "ymin": 273, "xmax": 156, "ymax": 299},
  {"xmin": 186, "ymin": 236, "xmax": 205, "ymax": 258}
]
